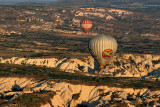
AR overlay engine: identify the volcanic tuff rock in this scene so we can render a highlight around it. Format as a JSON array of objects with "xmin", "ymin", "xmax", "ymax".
[
  {"xmin": 0, "ymin": 6, "xmax": 159, "ymax": 38},
  {"xmin": 0, "ymin": 54, "xmax": 160, "ymax": 79},
  {"xmin": 0, "ymin": 77, "xmax": 160, "ymax": 106}
]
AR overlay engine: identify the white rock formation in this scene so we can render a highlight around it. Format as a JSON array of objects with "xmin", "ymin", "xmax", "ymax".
[
  {"xmin": 0, "ymin": 54, "xmax": 160, "ymax": 78},
  {"xmin": 108, "ymin": 9, "xmax": 133, "ymax": 16},
  {"xmin": 0, "ymin": 77, "xmax": 160, "ymax": 107}
]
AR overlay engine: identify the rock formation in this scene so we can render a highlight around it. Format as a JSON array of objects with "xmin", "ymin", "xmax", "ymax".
[
  {"xmin": 0, "ymin": 54, "xmax": 160, "ymax": 79},
  {"xmin": 0, "ymin": 77, "xmax": 160, "ymax": 106}
]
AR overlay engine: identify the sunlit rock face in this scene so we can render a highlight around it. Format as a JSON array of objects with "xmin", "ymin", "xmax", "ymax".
[
  {"xmin": 0, "ymin": 77, "xmax": 160, "ymax": 107},
  {"xmin": 0, "ymin": 54, "xmax": 160, "ymax": 78}
]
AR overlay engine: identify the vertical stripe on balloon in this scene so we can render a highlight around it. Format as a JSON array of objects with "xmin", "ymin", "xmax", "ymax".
[{"xmin": 80, "ymin": 19, "xmax": 92, "ymax": 34}]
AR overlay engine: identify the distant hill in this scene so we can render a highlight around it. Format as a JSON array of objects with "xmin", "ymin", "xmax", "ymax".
[
  {"xmin": 2, "ymin": 0, "xmax": 159, "ymax": 7},
  {"xmin": 0, "ymin": 0, "xmax": 56, "ymax": 5},
  {"xmin": 14, "ymin": 2, "xmax": 47, "ymax": 6},
  {"xmin": 1, "ymin": 0, "xmax": 159, "ymax": 7},
  {"xmin": 49, "ymin": 0, "xmax": 160, "ymax": 7}
]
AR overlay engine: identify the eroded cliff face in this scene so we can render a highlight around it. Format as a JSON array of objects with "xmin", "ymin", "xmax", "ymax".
[
  {"xmin": 0, "ymin": 54, "xmax": 160, "ymax": 78},
  {"xmin": 0, "ymin": 77, "xmax": 160, "ymax": 107}
]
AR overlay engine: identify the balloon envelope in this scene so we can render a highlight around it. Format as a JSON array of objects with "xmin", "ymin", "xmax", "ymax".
[
  {"xmin": 80, "ymin": 19, "xmax": 92, "ymax": 34},
  {"xmin": 88, "ymin": 35, "xmax": 118, "ymax": 69}
]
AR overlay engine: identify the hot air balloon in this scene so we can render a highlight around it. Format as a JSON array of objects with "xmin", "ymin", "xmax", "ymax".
[
  {"xmin": 80, "ymin": 19, "xmax": 92, "ymax": 34},
  {"xmin": 88, "ymin": 35, "xmax": 118, "ymax": 69}
]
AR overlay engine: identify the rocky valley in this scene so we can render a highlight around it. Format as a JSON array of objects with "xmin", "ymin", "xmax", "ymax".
[
  {"xmin": 0, "ymin": 5, "xmax": 159, "ymax": 56},
  {"xmin": 0, "ymin": 54, "xmax": 160, "ymax": 79},
  {"xmin": 0, "ymin": 76, "xmax": 160, "ymax": 107},
  {"xmin": 0, "ymin": 2, "xmax": 160, "ymax": 107}
]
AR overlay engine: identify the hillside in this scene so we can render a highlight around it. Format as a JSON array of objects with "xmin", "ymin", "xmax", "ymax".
[
  {"xmin": 49, "ymin": 0, "xmax": 160, "ymax": 7},
  {"xmin": 0, "ymin": 54, "xmax": 160, "ymax": 79},
  {"xmin": 0, "ymin": 54, "xmax": 160, "ymax": 106},
  {"xmin": 0, "ymin": 3, "xmax": 159, "ymax": 107},
  {"xmin": 0, "ymin": 6, "xmax": 159, "ymax": 56},
  {"xmin": 0, "ymin": 77, "xmax": 160, "ymax": 106}
]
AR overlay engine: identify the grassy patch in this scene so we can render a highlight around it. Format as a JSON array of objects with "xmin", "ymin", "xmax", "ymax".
[{"xmin": 12, "ymin": 91, "xmax": 55, "ymax": 107}]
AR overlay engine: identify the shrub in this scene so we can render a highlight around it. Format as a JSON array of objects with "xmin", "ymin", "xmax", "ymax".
[
  {"xmin": 152, "ymin": 60, "xmax": 160, "ymax": 65},
  {"xmin": 114, "ymin": 61, "xmax": 121, "ymax": 67},
  {"xmin": 78, "ymin": 64, "xmax": 85, "ymax": 72}
]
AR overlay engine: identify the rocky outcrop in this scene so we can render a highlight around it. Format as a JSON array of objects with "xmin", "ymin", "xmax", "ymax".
[
  {"xmin": 0, "ymin": 77, "xmax": 160, "ymax": 107},
  {"xmin": 108, "ymin": 9, "xmax": 133, "ymax": 16},
  {"xmin": 0, "ymin": 28, "xmax": 21, "ymax": 35},
  {"xmin": 0, "ymin": 54, "xmax": 160, "ymax": 79}
]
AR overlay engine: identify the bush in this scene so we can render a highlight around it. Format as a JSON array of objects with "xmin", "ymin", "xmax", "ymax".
[
  {"xmin": 114, "ymin": 61, "xmax": 121, "ymax": 67},
  {"xmin": 78, "ymin": 64, "xmax": 85, "ymax": 72},
  {"xmin": 0, "ymin": 93, "xmax": 4, "ymax": 99},
  {"xmin": 152, "ymin": 60, "xmax": 160, "ymax": 64}
]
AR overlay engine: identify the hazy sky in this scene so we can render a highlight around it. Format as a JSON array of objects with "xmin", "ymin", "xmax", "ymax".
[{"xmin": 0, "ymin": 0, "xmax": 56, "ymax": 5}]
